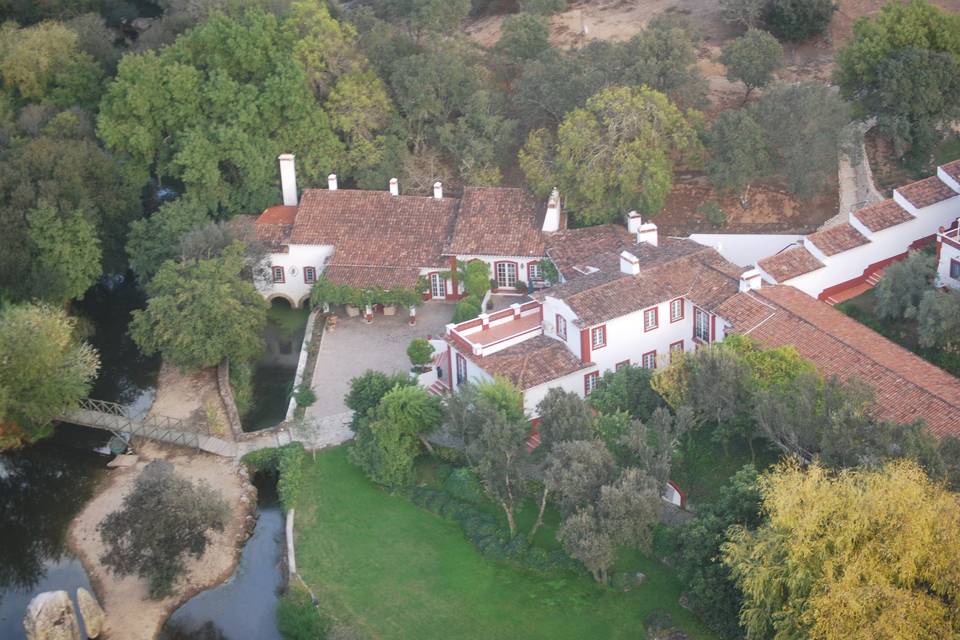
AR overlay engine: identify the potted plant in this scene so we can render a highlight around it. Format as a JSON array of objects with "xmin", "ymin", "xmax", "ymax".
[
  {"xmin": 383, "ymin": 287, "xmax": 402, "ymax": 316},
  {"xmin": 406, "ymin": 338, "xmax": 435, "ymax": 373},
  {"xmin": 515, "ymin": 281, "xmax": 528, "ymax": 295},
  {"xmin": 344, "ymin": 287, "xmax": 361, "ymax": 317}
]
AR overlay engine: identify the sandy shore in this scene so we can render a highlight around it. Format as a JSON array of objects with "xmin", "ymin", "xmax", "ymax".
[{"xmin": 68, "ymin": 442, "xmax": 256, "ymax": 640}]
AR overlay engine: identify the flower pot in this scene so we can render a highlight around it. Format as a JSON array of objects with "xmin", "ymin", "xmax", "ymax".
[
  {"xmin": 383, "ymin": 304, "xmax": 397, "ymax": 316},
  {"xmin": 345, "ymin": 304, "xmax": 360, "ymax": 317}
]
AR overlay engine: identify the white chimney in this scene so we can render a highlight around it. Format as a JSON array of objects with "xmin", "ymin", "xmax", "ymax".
[
  {"xmin": 620, "ymin": 250, "xmax": 640, "ymax": 275},
  {"xmin": 389, "ymin": 177, "xmax": 399, "ymax": 196},
  {"xmin": 328, "ymin": 173, "xmax": 338, "ymax": 191},
  {"xmin": 740, "ymin": 267, "xmax": 762, "ymax": 292},
  {"xmin": 637, "ymin": 222, "xmax": 658, "ymax": 247},
  {"xmin": 542, "ymin": 187, "xmax": 561, "ymax": 232},
  {"xmin": 278, "ymin": 154, "xmax": 297, "ymax": 206},
  {"xmin": 433, "ymin": 181, "xmax": 443, "ymax": 199},
  {"xmin": 626, "ymin": 210, "xmax": 643, "ymax": 234}
]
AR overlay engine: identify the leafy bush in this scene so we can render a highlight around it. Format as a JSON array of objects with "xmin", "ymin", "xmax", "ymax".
[
  {"xmin": 229, "ymin": 360, "xmax": 254, "ymax": 416},
  {"xmin": 293, "ymin": 386, "xmax": 316, "ymax": 408},
  {"xmin": 763, "ymin": 0, "xmax": 835, "ymax": 42},
  {"xmin": 698, "ymin": 201, "xmax": 727, "ymax": 228},
  {"xmin": 406, "ymin": 337, "xmax": 435, "ymax": 368},
  {"xmin": 443, "ymin": 467, "xmax": 485, "ymax": 505},
  {"xmin": 452, "ymin": 295, "xmax": 482, "ymax": 322},
  {"xmin": 277, "ymin": 588, "xmax": 327, "ymax": 640},
  {"xmin": 344, "ymin": 370, "xmax": 414, "ymax": 419},
  {"xmin": 242, "ymin": 443, "xmax": 307, "ymax": 512}
]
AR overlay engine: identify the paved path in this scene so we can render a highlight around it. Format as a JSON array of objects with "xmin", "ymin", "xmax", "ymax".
[{"xmin": 824, "ymin": 120, "xmax": 884, "ymax": 230}]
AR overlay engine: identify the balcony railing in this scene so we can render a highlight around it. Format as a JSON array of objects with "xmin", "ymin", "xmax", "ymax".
[{"xmin": 447, "ymin": 301, "xmax": 543, "ymax": 357}]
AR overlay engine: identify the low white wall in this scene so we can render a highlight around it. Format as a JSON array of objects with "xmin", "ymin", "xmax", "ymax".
[
  {"xmin": 285, "ymin": 308, "xmax": 323, "ymax": 421},
  {"xmin": 689, "ymin": 234, "xmax": 803, "ymax": 268}
]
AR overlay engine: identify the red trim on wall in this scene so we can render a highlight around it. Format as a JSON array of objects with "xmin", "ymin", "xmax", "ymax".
[
  {"xmin": 591, "ymin": 325, "xmax": 607, "ymax": 349},
  {"xmin": 670, "ymin": 297, "xmax": 684, "ymax": 322},
  {"xmin": 710, "ymin": 314, "xmax": 716, "ymax": 343},
  {"xmin": 814, "ymin": 236, "xmax": 937, "ymax": 301},
  {"xmin": 584, "ymin": 371, "xmax": 600, "ymax": 395},
  {"xmin": 446, "ymin": 344, "xmax": 453, "ymax": 389},
  {"xmin": 643, "ymin": 306, "xmax": 659, "ymax": 332},
  {"xmin": 303, "ymin": 266, "xmax": 316, "ymax": 284},
  {"xmin": 455, "ymin": 317, "xmax": 484, "ymax": 331},
  {"xmin": 580, "ymin": 328, "xmax": 591, "ymax": 364}
]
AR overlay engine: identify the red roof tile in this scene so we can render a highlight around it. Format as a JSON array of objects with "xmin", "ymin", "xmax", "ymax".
[
  {"xmin": 289, "ymin": 189, "xmax": 458, "ymax": 278},
  {"xmin": 454, "ymin": 334, "xmax": 592, "ymax": 390},
  {"xmin": 257, "ymin": 205, "xmax": 297, "ymax": 225},
  {"xmin": 719, "ymin": 286, "xmax": 960, "ymax": 438},
  {"xmin": 445, "ymin": 187, "xmax": 549, "ymax": 257},
  {"xmin": 852, "ymin": 199, "xmax": 913, "ymax": 232},
  {"xmin": 806, "ymin": 223, "xmax": 870, "ymax": 256},
  {"xmin": 322, "ymin": 265, "xmax": 422, "ymax": 290},
  {"xmin": 941, "ymin": 159, "xmax": 960, "ymax": 184},
  {"xmin": 757, "ymin": 245, "xmax": 825, "ymax": 282},
  {"xmin": 896, "ymin": 176, "xmax": 957, "ymax": 209}
]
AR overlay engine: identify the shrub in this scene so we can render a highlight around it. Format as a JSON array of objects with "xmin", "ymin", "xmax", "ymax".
[
  {"xmin": 452, "ymin": 295, "xmax": 482, "ymax": 323},
  {"xmin": 241, "ymin": 443, "xmax": 307, "ymax": 511},
  {"xmin": 698, "ymin": 201, "xmax": 727, "ymax": 228},
  {"xmin": 230, "ymin": 360, "xmax": 254, "ymax": 416},
  {"xmin": 406, "ymin": 338, "xmax": 435, "ymax": 368},
  {"xmin": 443, "ymin": 467, "xmax": 486, "ymax": 504},
  {"xmin": 277, "ymin": 588, "xmax": 327, "ymax": 640},
  {"xmin": 763, "ymin": 0, "xmax": 835, "ymax": 42},
  {"xmin": 293, "ymin": 386, "xmax": 316, "ymax": 408}
]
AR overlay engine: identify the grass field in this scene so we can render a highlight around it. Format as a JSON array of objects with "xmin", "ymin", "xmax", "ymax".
[{"xmin": 293, "ymin": 447, "xmax": 717, "ymax": 640}]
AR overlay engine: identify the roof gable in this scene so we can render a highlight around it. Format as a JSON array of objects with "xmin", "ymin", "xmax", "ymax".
[{"xmin": 757, "ymin": 245, "xmax": 825, "ymax": 282}]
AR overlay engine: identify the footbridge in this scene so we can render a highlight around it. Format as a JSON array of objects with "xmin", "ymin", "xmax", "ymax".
[{"xmin": 58, "ymin": 398, "xmax": 237, "ymax": 457}]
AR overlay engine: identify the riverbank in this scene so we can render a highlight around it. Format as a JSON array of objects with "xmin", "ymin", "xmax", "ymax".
[{"xmin": 68, "ymin": 442, "xmax": 256, "ymax": 640}]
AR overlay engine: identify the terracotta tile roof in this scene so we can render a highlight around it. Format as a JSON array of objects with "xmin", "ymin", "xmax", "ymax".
[
  {"xmin": 544, "ymin": 225, "xmax": 636, "ymax": 278},
  {"xmin": 896, "ymin": 176, "xmax": 957, "ymax": 209},
  {"xmin": 289, "ymin": 189, "xmax": 458, "ymax": 276},
  {"xmin": 806, "ymin": 223, "xmax": 870, "ymax": 256},
  {"xmin": 719, "ymin": 286, "xmax": 960, "ymax": 438},
  {"xmin": 455, "ymin": 334, "xmax": 592, "ymax": 390},
  {"xmin": 852, "ymin": 199, "xmax": 913, "ymax": 232},
  {"xmin": 941, "ymin": 159, "xmax": 960, "ymax": 184},
  {"xmin": 445, "ymin": 187, "xmax": 549, "ymax": 257},
  {"xmin": 757, "ymin": 245, "xmax": 824, "ymax": 282},
  {"xmin": 322, "ymin": 265, "xmax": 422, "ymax": 290},
  {"xmin": 257, "ymin": 205, "xmax": 297, "ymax": 225},
  {"xmin": 537, "ymin": 247, "xmax": 740, "ymax": 327},
  {"xmin": 253, "ymin": 206, "xmax": 295, "ymax": 251}
]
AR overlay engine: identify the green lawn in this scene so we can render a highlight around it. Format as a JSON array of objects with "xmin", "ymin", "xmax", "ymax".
[
  {"xmin": 671, "ymin": 432, "xmax": 781, "ymax": 507},
  {"xmin": 294, "ymin": 447, "xmax": 717, "ymax": 640}
]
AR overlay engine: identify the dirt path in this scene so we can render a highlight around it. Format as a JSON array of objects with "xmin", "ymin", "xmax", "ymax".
[
  {"xmin": 150, "ymin": 363, "xmax": 232, "ymax": 439},
  {"xmin": 68, "ymin": 442, "xmax": 256, "ymax": 640}
]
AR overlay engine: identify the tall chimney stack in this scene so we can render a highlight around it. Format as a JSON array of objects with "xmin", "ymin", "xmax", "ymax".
[
  {"xmin": 328, "ymin": 173, "xmax": 338, "ymax": 191},
  {"xmin": 278, "ymin": 154, "xmax": 297, "ymax": 206},
  {"xmin": 389, "ymin": 178, "xmax": 399, "ymax": 196},
  {"xmin": 542, "ymin": 187, "xmax": 561, "ymax": 232},
  {"xmin": 433, "ymin": 181, "xmax": 443, "ymax": 199}
]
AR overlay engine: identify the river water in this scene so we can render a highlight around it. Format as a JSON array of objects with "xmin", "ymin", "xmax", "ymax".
[{"xmin": 0, "ymin": 278, "xmax": 286, "ymax": 639}]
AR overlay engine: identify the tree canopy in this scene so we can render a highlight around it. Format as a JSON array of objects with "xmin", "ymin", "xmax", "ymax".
[
  {"xmin": 724, "ymin": 460, "xmax": 960, "ymax": 639},
  {"xmin": 0, "ymin": 304, "xmax": 99, "ymax": 450},
  {"xmin": 720, "ymin": 28, "xmax": 783, "ymax": 101},
  {"xmin": 129, "ymin": 242, "xmax": 267, "ymax": 370},
  {"xmin": 520, "ymin": 85, "xmax": 703, "ymax": 224}
]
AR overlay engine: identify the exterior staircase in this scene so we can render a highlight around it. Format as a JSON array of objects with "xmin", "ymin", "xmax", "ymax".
[{"xmin": 427, "ymin": 380, "xmax": 449, "ymax": 396}]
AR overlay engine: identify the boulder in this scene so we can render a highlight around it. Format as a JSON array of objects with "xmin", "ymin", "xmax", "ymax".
[
  {"xmin": 22, "ymin": 591, "xmax": 81, "ymax": 640},
  {"xmin": 76, "ymin": 588, "xmax": 105, "ymax": 638}
]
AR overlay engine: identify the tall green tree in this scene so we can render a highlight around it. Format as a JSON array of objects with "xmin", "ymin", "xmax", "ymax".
[
  {"xmin": 129, "ymin": 242, "xmax": 267, "ymax": 370},
  {"xmin": 25, "ymin": 205, "xmax": 101, "ymax": 303},
  {"xmin": 835, "ymin": 0, "xmax": 960, "ymax": 165},
  {"xmin": 519, "ymin": 85, "xmax": 703, "ymax": 224},
  {"xmin": 0, "ymin": 303, "xmax": 99, "ymax": 450},
  {"xmin": 706, "ymin": 109, "xmax": 771, "ymax": 206},
  {"xmin": 873, "ymin": 250, "xmax": 935, "ymax": 320},
  {"xmin": 586, "ymin": 364, "xmax": 664, "ymax": 421},
  {"xmin": 748, "ymin": 81, "xmax": 851, "ymax": 199},
  {"xmin": 763, "ymin": 0, "xmax": 836, "ymax": 42},
  {"xmin": 126, "ymin": 197, "xmax": 211, "ymax": 283},
  {"xmin": 720, "ymin": 29, "xmax": 783, "ymax": 102},
  {"xmin": 915, "ymin": 288, "xmax": 960, "ymax": 351}
]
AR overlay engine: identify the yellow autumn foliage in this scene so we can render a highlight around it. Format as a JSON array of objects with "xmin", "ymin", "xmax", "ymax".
[{"xmin": 723, "ymin": 460, "xmax": 960, "ymax": 640}]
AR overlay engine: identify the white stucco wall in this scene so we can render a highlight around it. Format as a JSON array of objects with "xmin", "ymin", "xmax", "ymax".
[
  {"xmin": 782, "ymin": 197, "xmax": 960, "ymax": 298},
  {"xmin": 689, "ymin": 234, "xmax": 803, "ymax": 268},
  {"xmin": 937, "ymin": 239, "xmax": 960, "ymax": 289},
  {"xmin": 523, "ymin": 367, "xmax": 598, "ymax": 417},
  {"xmin": 456, "ymin": 254, "xmax": 545, "ymax": 288},
  {"xmin": 257, "ymin": 244, "xmax": 334, "ymax": 307},
  {"xmin": 539, "ymin": 295, "xmax": 582, "ymax": 360}
]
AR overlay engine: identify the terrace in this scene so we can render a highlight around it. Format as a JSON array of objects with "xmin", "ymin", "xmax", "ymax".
[{"xmin": 446, "ymin": 301, "xmax": 544, "ymax": 357}]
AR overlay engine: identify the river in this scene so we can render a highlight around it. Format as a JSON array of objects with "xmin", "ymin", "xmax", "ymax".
[{"xmin": 0, "ymin": 278, "xmax": 287, "ymax": 639}]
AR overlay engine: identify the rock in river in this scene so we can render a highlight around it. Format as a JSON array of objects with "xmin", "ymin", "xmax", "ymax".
[
  {"xmin": 22, "ymin": 591, "xmax": 81, "ymax": 640},
  {"xmin": 77, "ymin": 588, "xmax": 105, "ymax": 638}
]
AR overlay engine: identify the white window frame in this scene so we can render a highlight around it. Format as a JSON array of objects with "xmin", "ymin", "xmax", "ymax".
[
  {"xmin": 304, "ymin": 266, "xmax": 317, "ymax": 284},
  {"xmin": 643, "ymin": 307, "xmax": 658, "ymax": 332},
  {"xmin": 556, "ymin": 314, "xmax": 567, "ymax": 340},
  {"xmin": 694, "ymin": 308, "xmax": 710, "ymax": 342},
  {"xmin": 430, "ymin": 272, "xmax": 446, "ymax": 299},
  {"xmin": 496, "ymin": 262, "xmax": 518, "ymax": 289},
  {"xmin": 670, "ymin": 298, "xmax": 684, "ymax": 322},
  {"xmin": 272, "ymin": 266, "xmax": 284, "ymax": 283},
  {"xmin": 528, "ymin": 262, "xmax": 542, "ymax": 280},
  {"xmin": 642, "ymin": 351, "xmax": 657, "ymax": 369}
]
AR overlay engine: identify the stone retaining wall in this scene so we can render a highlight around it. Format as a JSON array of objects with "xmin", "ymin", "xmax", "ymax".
[{"xmin": 217, "ymin": 359, "xmax": 244, "ymax": 441}]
